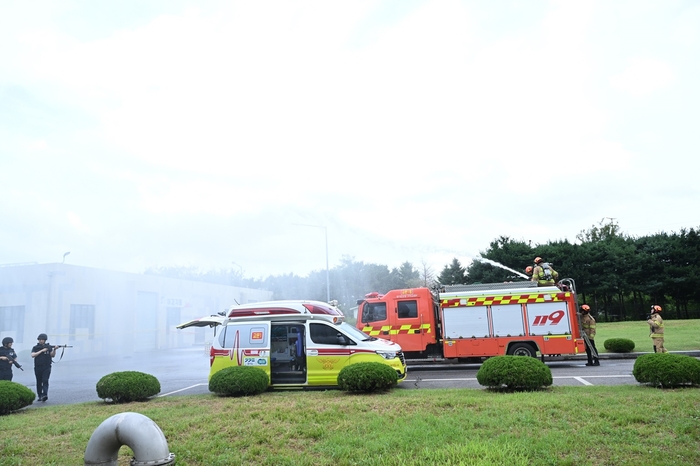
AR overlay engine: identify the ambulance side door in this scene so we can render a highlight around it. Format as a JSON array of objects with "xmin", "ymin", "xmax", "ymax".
[
  {"xmin": 216, "ymin": 321, "xmax": 271, "ymax": 373},
  {"xmin": 305, "ymin": 322, "xmax": 351, "ymax": 386}
]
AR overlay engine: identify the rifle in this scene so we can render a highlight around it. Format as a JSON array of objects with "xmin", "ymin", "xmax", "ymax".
[
  {"xmin": 3, "ymin": 354, "xmax": 23, "ymax": 371},
  {"xmin": 44, "ymin": 344, "xmax": 73, "ymax": 362},
  {"xmin": 48, "ymin": 344, "xmax": 73, "ymax": 350}
]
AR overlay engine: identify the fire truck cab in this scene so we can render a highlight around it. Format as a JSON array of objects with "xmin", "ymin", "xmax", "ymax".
[
  {"xmin": 178, "ymin": 300, "xmax": 407, "ymax": 387},
  {"xmin": 357, "ymin": 280, "xmax": 586, "ymax": 361}
]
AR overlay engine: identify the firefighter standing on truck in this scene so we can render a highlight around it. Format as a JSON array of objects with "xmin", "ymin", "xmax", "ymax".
[
  {"xmin": 531, "ymin": 257, "xmax": 559, "ymax": 286},
  {"xmin": 580, "ymin": 305, "xmax": 600, "ymax": 366},
  {"xmin": 647, "ymin": 305, "xmax": 667, "ymax": 353}
]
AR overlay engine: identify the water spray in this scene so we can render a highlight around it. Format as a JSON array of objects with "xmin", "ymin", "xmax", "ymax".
[{"xmin": 474, "ymin": 257, "xmax": 529, "ymax": 279}]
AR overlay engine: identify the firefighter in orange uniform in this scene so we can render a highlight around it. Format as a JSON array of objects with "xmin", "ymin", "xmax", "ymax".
[
  {"xmin": 647, "ymin": 305, "xmax": 667, "ymax": 353},
  {"xmin": 580, "ymin": 305, "xmax": 599, "ymax": 366},
  {"xmin": 531, "ymin": 257, "xmax": 559, "ymax": 286}
]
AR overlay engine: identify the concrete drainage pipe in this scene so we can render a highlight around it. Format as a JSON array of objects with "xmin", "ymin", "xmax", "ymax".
[{"xmin": 84, "ymin": 412, "xmax": 175, "ymax": 466}]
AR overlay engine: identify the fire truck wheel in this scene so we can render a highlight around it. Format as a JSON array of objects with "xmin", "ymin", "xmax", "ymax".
[{"xmin": 507, "ymin": 343, "xmax": 536, "ymax": 357}]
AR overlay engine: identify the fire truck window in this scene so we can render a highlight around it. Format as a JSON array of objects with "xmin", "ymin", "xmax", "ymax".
[
  {"xmin": 362, "ymin": 303, "xmax": 387, "ymax": 323},
  {"xmin": 310, "ymin": 323, "xmax": 347, "ymax": 345},
  {"xmin": 397, "ymin": 301, "xmax": 418, "ymax": 319}
]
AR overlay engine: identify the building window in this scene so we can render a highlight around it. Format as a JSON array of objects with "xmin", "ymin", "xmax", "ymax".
[
  {"xmin": 0, "ymin": 305, "xmax": 25, "ymax": 343},
  {"xmin": 70, "ymin": 304, "xmax": 95, "ymax": 341}
]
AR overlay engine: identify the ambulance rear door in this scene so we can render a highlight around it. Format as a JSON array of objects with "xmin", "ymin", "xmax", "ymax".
[{"xmin": 176, "ymin": 316, "xmax": 226, "ymax": 329}]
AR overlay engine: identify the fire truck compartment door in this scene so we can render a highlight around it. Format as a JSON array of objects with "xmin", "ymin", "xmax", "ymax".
[
  {"xmin": 491, "ymin": 304, "xmax": 526, "ymax": 337},
  {"xmin": 442, "ymin": 306, "xmax": 489, "ymax": 339}
]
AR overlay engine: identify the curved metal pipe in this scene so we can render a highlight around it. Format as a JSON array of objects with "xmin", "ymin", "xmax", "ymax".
[{"xmin": 84, "ymin": 412, "xmax": 175, "ymax": 466}]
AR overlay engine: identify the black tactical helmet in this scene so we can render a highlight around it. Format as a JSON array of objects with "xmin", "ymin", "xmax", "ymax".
[
  {"xmin": 2, "ymin": 337, "xmax": 13, "ymax": 346},
  {"xmin": 37, "ymin": 333, "xmax": 48, "ymax": 341}
]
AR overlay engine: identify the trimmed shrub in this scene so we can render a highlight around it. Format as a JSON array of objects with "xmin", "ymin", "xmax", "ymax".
[
  {"xmin": 477, "ymin": 355, "xmax": 552, "ymax": 391},
  {"xmin": 209, "ymin": 366, "xmax": 269, "ymax": 396},
  {"xmin": 337, "ymin": 362, "xmax": 398, "ymax": 393},
  {"xmin": 0, "ymin": 381, "xmax": 35, "ymax": 415},
  {"xmin": 633, "ymin": 353, "xmax": 700, "ymax": 388},
  {"xmin": 96, "ymin": 371, "xmax": 161, "ymax": 403},
  {"xmin": 603, "ymin": 338, "xmax": 635, "ymax": 353}
]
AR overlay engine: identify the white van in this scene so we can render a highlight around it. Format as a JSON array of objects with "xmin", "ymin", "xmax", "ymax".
[{"xmin": 177, "ymin": 300, "xmax": 407, "ymax": 387}]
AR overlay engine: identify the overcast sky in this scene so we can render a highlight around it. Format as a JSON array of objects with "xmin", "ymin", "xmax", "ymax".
[{"xmin": 1, "ymin": 0, "xmax": 699, "ymax": 280}]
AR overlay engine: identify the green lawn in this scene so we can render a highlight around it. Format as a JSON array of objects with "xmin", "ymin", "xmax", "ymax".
[
  {"xmin": 595, "ymin": 318, "xmax": 700, "ymax": 352},
  {"xmin": 1, "ymin": 385, "xmax": 699, "ymax": 465}
]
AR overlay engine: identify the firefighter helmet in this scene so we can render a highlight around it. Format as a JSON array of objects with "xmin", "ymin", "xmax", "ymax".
[
  {"xmin": 2, "ymin": 337, "xmax": 13, "ymax": 346},
  {"xmin": 581, "ymin": 304, "xmax": 590, "ymax": 313},
  {"xmin": 651, "ymin": 305, "xmax": 662, "ymax": 313},
  {"xmin": 534, "ymin": 257, "xmax": 543, "ymax": 264},
  {"xmin": 525, "ymin": 266, "xmax": 533, "ymax": 274}
]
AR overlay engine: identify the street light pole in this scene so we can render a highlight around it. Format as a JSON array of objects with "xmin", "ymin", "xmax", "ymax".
[
  {"xmin": 62, "ymin": 251, "xmax": 71, "ymax": 264},
  {"xmin": 231, "ymin": 262, "xmax": 243, "ymax": 284},
  {"xmin": 293, "ymin": 223, "xmax": 330, "ymax": 302}
]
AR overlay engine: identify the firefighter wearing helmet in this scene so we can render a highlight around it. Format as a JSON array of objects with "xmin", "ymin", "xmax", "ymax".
[
  {"xmin": 647, "ymin": 305, "xmax": 667, "ymax": 353},
  {"xmin": 579, "ymin": 305, "xmax": 599, "ymax": 366},
  {"xmin": 531, "ymin": 257, "xmax": 559, "ymax": 287}
]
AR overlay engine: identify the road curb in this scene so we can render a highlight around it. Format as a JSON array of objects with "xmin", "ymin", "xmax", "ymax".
[
  {"xmin": 407, "ymin": 351, "xmax": 700, "ymax": 370},
  {"xmin": 561, "ymin": 350, "xmax": 700, "ymax": 360}
]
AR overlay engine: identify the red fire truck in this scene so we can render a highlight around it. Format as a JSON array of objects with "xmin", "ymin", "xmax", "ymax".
[{"xmin": 356, "ymin": 279, "xmax": 587, "ymax": 362}]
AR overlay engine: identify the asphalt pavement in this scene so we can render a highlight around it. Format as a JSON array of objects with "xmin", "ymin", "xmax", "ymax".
[{"xmin": 11, "ymin": 347, "xmax": 700, "ymax": 407}]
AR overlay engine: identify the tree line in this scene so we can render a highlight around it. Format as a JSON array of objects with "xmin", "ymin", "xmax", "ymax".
[{"xmin": 146, "ymin": 221, "xmax": 700, "ymax": 321}]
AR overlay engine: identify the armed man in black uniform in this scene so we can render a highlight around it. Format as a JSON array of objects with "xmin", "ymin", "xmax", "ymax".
[
  {"xmin": 31, "ymin": 333, "xmax": 57, "ymax": 401},
  {"xmin": 0, "ymin": 337, "xmax": 22, "ymax": 381}
]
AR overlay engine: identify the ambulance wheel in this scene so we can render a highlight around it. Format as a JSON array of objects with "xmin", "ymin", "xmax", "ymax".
[{"xmin": 507, "ymin": 343, "xmax": 536, "ymax": 357}]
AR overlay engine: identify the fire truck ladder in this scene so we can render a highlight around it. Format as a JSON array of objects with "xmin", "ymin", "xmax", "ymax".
[{"xmin": 560, "ymin": 278, "xmax": 598, "ymax": 360}]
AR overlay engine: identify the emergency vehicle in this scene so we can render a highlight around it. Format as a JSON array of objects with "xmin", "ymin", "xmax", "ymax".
[
  {"xmin": 177, "ymin": 300, "xmax": 407, "ymax": 387},
  {"xmin": 356, "ymin": 278, "xmax": 586, "ymax": 362}
]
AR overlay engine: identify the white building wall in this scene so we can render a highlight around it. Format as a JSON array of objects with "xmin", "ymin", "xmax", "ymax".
[{"xmin": 0, "ymin": 263, "xmax": 272, "ymax": 361}]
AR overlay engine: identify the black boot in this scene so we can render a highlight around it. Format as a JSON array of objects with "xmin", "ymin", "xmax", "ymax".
[
  {"xmin": 593, "ymin": 359, "xmax": 600, "ymax": 366},
  {"xmin": 653, "ymin": 346, "xmax": 657, "ymax": 353}
]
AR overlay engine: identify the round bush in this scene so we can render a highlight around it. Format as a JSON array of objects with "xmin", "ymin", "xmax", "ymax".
[
  {"xmin": 603, "ymin": 338, "xmax": 635, "ymax": 353},
  {"xmin": 337, "ymin": 362, "xmax": 398, "ymax": 393},
  {"xmin": 633, "ymin": 353, "xmax": 700, "ymax": 388},
  {"xmin": 476, "ymin": 355, "xmax": 553, "ymax": 391},
  {"xmin": 96, "ymin": 371, "xmax": 161, "ymax": 403},
  {"xmin": 0, "ymin": 381, "xmax": 36, "ymax": 415},
  {"xmin": 209, "ymin": 366, "xmax": 269, "ymax": 396}
]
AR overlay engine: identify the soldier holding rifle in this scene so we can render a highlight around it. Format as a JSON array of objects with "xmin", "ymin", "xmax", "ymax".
[
  {"xmin": 31, "ymin": 333, "xmax": 70, "ymax": 402},
  {"xmin": 0, "ymin": 337, "xmax": 22, "ymax": 381}
]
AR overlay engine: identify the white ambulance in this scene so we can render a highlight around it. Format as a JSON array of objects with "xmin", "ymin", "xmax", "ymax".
[{"xmin": 177, "ymin": 300, "xmax": 407, "ymax": 387}]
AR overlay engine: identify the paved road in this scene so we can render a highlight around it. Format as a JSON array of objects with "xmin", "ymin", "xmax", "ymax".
[
  {"xmin": 404, "ymin": 359, "xmax": 637, "ymax": 389},
  {"xmin": 14, "ymin": 346, "xmax": 212, "ymax": 407},
  {"xmin": 10, "ymin": 348, "xmax": 698, "ymax": 406}
]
